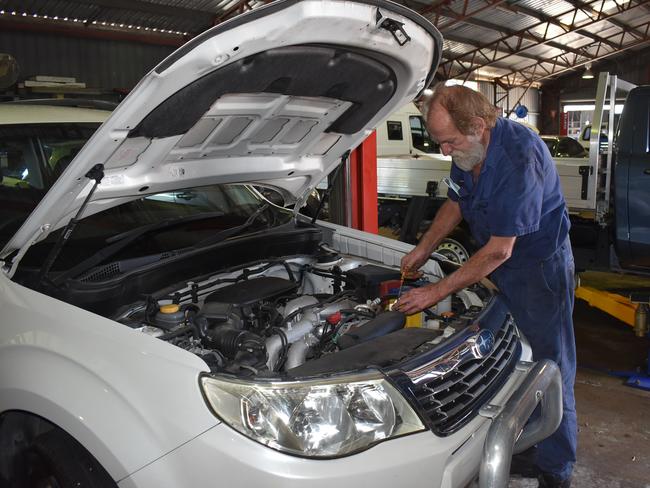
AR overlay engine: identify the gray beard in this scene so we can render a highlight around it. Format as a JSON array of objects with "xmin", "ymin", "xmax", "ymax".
[{"xmin": 452, "ymin": 135, "xmax": 485, "ymax": 171}]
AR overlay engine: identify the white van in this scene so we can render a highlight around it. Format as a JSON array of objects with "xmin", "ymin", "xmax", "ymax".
[{"xmin": 375, "ymin": 103, "xmax": 452, "ymax": 199}]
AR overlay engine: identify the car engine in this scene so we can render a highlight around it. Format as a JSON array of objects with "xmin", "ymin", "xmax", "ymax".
[{"xmin": 113, "ymin": 246, "xmax": 488, "ymax": 377}]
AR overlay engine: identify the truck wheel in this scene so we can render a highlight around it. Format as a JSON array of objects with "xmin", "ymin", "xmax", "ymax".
[
  {"xmin": 435, "ymin": 237, "xmax": 471, "ymax": 264},
  {"xmin": 19, "ymin": 429, "xmax": 116, "ymax": 488}
]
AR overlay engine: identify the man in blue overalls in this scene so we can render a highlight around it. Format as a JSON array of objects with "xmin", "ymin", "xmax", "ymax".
[{"xmin": 396, "ymin": 85, "xmax": 577, "ymax": 488}]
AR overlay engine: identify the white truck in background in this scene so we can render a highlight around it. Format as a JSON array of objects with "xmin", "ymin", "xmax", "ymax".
[
  {"xmin": 375, "ymin": 82, "xmax": 616, "ymax": 267},
  {"xmin": 376, "ymin": 102, "xmax": 452, "ymax": 199}
]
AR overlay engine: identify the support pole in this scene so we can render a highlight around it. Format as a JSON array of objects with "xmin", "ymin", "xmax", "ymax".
[{"xmin": 349, "ymin": 131, "xmax": 378, "ymax": 233}]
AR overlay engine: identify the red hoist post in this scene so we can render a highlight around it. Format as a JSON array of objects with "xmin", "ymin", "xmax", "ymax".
[{"xmin": 348, "ymin": 131, "xmax": 378, "ymax": 234}]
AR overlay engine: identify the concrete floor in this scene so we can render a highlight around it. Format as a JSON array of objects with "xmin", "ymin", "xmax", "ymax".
[{"xmin": 510, "ymin": 299, "xmax": 650, "ymax": 488}]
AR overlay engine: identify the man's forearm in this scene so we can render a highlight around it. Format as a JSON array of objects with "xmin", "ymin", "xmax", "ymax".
[
  {"xmin": 418, "ymin": 199, "xmax": 462, "ymax": 255},
  {"xmin": 396, "ymin": 236, "xmax": 516, "ymax": 315},
  {"xmin": 433, "ymin": 237, "xmax": 514, "ymax": 300}
]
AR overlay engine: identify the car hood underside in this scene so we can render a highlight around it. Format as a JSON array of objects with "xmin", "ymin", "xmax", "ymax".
[{"xmin": 1, "ymin": 0, "xmax": 442, "ymax": 261}]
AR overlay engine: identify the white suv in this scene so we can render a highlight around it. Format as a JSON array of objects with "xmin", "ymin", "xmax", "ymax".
[{"xmin": 0, "ymin": 2, "xmax": 561, "ymax": 487}]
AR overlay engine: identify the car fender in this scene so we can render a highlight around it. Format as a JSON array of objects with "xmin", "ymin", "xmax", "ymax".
[{"xmin": 0, "ymin": 275, "xmax": 218, "ymax": 481}]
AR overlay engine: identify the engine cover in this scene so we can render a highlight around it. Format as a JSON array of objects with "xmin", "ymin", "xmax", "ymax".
[{"xmin": 205, "ymin": 277, "xmax": 297, "ymax": 306}]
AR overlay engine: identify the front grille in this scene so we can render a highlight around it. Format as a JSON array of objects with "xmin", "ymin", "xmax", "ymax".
[{"xmin": 410, "ymin": 319, "xmax": 520, "ymax": 436}]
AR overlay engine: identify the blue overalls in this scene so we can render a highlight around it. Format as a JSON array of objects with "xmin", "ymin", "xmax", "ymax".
[{"xmin": 448, "ymin": 118, "xmax": 577, "ymax": 480}]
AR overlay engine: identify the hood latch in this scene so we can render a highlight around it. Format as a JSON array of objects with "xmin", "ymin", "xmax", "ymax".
[{"xmin": 376, "ymin": 9, "xmax": 411, "ymax": 47}]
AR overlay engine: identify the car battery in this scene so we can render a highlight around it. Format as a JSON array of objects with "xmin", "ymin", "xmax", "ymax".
[{"xmin": 345, "ymin": 265, "xmax": 401, "ymax": 301}]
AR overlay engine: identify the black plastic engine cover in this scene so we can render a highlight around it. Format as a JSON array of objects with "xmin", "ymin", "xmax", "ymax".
[
  {"xmin": 338, "ymin": 311, "xmax": 406, "ymax": 349},
  {"xmin": 205, "ymin": 277, "xmax": 297, "ymax": 307},
  {"xmin": 287, "ymin": 328, "xmax": 440, "ymax": 378}
]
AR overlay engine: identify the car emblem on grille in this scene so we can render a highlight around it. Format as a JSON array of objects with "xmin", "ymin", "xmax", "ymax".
[
  {"xmin": 405, "ymin": 329, "xmax": 496, "ymax": 384},
  {"xmin": 471, "ymin": 329, "xmax": 495, "ymax": 359}
]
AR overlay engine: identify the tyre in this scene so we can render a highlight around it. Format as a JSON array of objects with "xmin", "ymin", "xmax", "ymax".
[
  {"xmin": 435, "ymin": 237, "xmax": 471, "ymax": 264},
  {"xmin": 434, "ymin": 228, "xmax": 477, "ymax": 265},
  {"xmin": 18, "ymin": 429, "xmax": 116, "ymax": 488}
]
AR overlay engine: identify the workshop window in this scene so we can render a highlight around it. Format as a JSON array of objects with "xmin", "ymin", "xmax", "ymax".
[{"xmin": 386, "ymin": 121, "xmax": 403, "ymax": 140}]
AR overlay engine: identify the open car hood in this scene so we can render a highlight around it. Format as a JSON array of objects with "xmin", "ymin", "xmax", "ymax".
[{"xmin": 2, "ymin": 0, "xmax": 442, "ymax": 260}]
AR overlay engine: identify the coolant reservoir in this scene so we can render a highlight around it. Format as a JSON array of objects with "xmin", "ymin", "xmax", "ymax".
[{"xmin": 155, "ymin": 304, "xmax": 185, "ymax": 330}]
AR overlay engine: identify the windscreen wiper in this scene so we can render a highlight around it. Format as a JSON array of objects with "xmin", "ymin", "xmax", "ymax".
[
  {"xmin": 191, "ymin": 203, "xmax": 271, "ymax": 249},
  {"xmin": 53, "ymin": 204, "xmax": 270, "ymax": 284},
  {"xmin": 51, "ymin": 210, "xmax": 225, "ymax": 285},
  {"xmin": 104, "ymin": 210, "xmax": 226, "ymax": 245}
]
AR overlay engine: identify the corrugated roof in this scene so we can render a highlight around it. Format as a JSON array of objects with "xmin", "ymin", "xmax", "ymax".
[{"xmin": 0, "ymin": 0, "xmax": 647, "ymax": 86}]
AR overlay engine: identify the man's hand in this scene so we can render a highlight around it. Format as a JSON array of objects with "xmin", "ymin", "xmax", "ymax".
[
  {"xmin": 401, "ymin": 247, "xmax": 430, "ymax": 276},
  {"xmin": 395, "ymin": 284, "xmax": 445, "ymax": 315}
]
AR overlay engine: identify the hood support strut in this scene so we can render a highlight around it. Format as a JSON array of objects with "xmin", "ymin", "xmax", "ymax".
[{"xmin": 36, "ymin": 164, "xmax": 105, "ymax": 288}]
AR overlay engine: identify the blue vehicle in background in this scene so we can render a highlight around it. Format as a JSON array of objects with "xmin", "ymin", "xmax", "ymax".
[
  {"xmin": 568, "ymin": 75, "xmax": 650, "ymax": 274},
  {"xmin": 611, "ymin": 85, "xmax": 650, "ymax": 271}
]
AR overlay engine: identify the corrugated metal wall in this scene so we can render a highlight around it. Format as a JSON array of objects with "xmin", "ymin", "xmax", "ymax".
[
  {"xmin": 507, "ymin": 86, "xmax": 539, "ymax": 112},
  {"xmin": 488, "ymin": 82, "xmax": 540, "ymax": 128},
  {"xmin": 0, "ymin": 31, "xmax": 175, "ymax": 91},
  {"xmin": 477, "ymin": 81, "xmax": 494, "ymax": 105}
]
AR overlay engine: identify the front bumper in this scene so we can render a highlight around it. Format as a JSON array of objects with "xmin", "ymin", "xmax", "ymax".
[
  {"xmin": 478, "ymin": 359, "xmax": 563, "ymax": 488},
  {"xmin": 117, "ymin": 360, "xmax": 562, "ymax": 488}
]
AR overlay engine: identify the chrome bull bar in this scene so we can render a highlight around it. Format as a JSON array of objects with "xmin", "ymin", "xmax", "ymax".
[{"xmin": 478, "ymin": 359, "xmax": 563, "ymax": 488}]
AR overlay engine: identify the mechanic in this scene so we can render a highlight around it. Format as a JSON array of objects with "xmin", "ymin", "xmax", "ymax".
[{"xmin": 395, "ymin": 84, "xmax": 577, "ymax": 488}]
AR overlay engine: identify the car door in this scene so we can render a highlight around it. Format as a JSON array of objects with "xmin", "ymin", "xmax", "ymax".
[{"xmin": 614, "ymin": 86, "xmax": 650, "ymax": 269}]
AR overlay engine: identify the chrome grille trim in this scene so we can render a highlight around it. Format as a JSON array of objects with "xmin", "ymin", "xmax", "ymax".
[{"xmin": 408, "ymin": 318, "xmax": 520, "ymax": 436}]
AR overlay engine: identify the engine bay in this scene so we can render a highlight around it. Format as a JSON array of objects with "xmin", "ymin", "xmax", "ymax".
[{"xmin": 113, "ymin": 245, "xmax": 490, "ymax": 378}]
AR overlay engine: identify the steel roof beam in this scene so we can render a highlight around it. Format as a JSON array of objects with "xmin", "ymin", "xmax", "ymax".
[
  {"xmin": 439, "ymin": 0, "xmax": 649, "ymax": 81},
  {"xmin": 563, "ymin": 0, "xmax": 646, "ymax": 39},
  {"xmin": 440, "ymin": 49, "xmax": 521, "ymax": 72},
  {"xmin": 496, "ymin": 19, "xmax": 650, "ymax": 86},
  {"xmin": 442, "ymin": 32, "xmax": 566, "ymax": 66},
  {"xmin": 417, "ymin": 0, "xmax": 511, "ymax": 30},
  {"xmin": 445, "ymin": 15, "xmax": 588, "ymax": 55},
  {"xmin": 500, "ymin": 1, "xmax": 627, "ymax": 49},
  {"xmin": 214, "ymin": 0, "xmax": 257, "ymax": 24},
  {"xmin": 439, "ymin": 43, "xmax": 572, "ymax": 79},
  {"xmin": 575, "ymin": 28, "xmax": 622, "ymax": 49}
]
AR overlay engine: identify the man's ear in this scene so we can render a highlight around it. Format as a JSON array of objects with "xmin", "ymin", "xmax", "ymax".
[{"xmin": 469, "ymin": 116, "xmax": 486, "ymax": 136}]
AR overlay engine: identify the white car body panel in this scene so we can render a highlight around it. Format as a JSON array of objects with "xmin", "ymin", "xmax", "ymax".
[
  {"xmin": 0, "ymin": 216, "xmax": 530, "ymax": 484},
  {"xmin": 118, "ymin": 355, "xmax": 535, "ymax": 488},
  {"xmin": 0, "ymin": 274, "xmax": 216, "ymax": 480}
]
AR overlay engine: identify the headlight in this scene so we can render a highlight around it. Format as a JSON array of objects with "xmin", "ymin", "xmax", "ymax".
[{"xmin": 200, "ymin": 372, "xmax": 425, "ymax": 458}]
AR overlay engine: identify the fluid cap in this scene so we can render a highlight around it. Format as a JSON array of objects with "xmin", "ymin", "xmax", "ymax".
[{"xmin": 160, "ymin": 304, "xmax": 180, "ymax": 314}]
